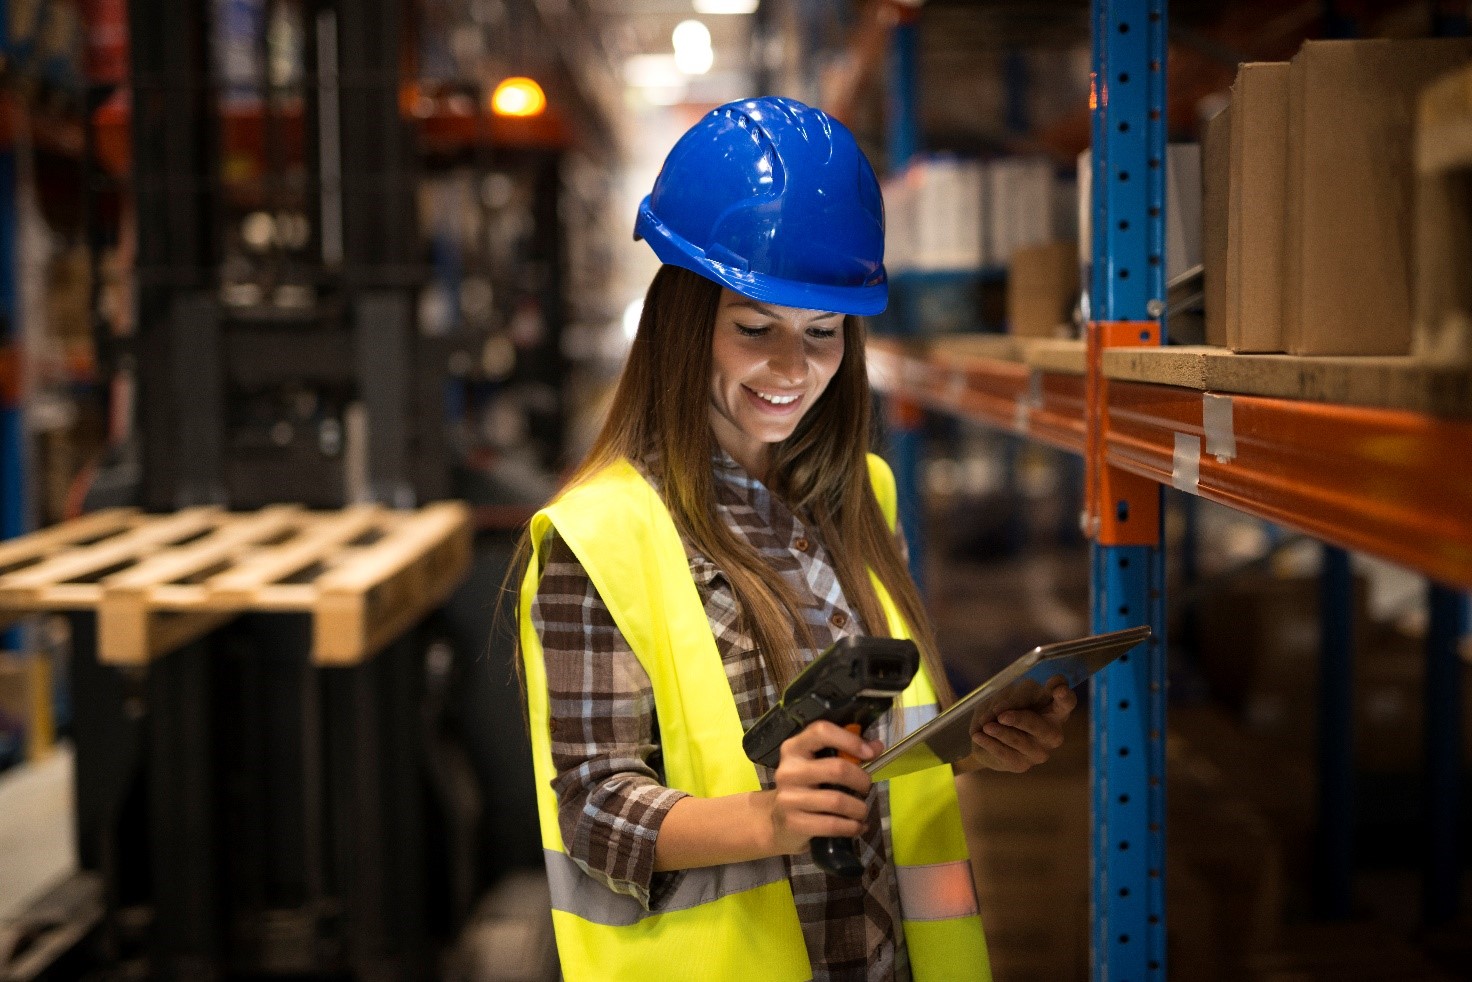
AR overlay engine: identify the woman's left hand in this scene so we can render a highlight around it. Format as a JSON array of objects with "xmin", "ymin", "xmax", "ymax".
[{"xmin": 968, "ymin": 685, "xmax": 1077, "ymax": 773}]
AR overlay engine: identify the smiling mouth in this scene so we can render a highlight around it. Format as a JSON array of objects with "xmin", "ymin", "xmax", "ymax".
[{"xmin": 745, "ymin": 386, "xmax": 802, "ymax": 407}]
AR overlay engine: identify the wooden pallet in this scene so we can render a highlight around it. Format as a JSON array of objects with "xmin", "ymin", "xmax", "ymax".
[{"xmin": 0, "ymin": 503, "xmax": 473, "ymax": 666}]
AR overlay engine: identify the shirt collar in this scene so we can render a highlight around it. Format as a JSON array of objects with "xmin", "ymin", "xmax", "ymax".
[{"xmin": 711, "ymin": 448, "xmax": 768, "ymax": 497}]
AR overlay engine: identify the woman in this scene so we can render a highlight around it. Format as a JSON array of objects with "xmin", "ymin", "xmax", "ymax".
[{"xmin": 515, "ymin": 97, "xmax": 1076, "ymax": 982}]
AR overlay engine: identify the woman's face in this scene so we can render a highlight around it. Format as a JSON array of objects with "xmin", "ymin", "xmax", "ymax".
[{"xmin": 708, "ymin": 288, "xmax": 845, "ymax": 479}]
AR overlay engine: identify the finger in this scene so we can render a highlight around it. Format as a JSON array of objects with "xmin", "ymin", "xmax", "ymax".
[
  {"xmin": 779, "ymin": 788, "xmax": 871, "ymax": 822},
  {"xmin": 1042, "ymin": 685, "xmax": 1078, "ymax": 722},
  {"xmin": 775, "ymin": 757, "xmax": 874, "ymax": 795},
  {"xmin": 980, "ymin": 721, "xmax": 1050, "ymax": 765},
  {"xmin": 970, "ymin": 730, "xmax": 1032, "ymax": 773},
  {"xmin": 783, "ymin": 720, "xmax": 878, "ymax": 761},
  {"xmin": 786, "ymin": 813, "xmax": 866, "ymax": 840},
  {"xmin": 994, "ymin": 710, "xmax": 1065, "ymax": 750}
]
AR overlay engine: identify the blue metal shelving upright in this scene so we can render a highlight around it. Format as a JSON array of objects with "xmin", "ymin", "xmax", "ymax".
[
  {"xmin": 1424, "ymin": 584, "xmax": 1469, "ymax": 926},
  {"xmin": 0, "ymin": 0, "xmax": 25, "ymax": 547},
  {"xmin": 878, "ymin": 0, "xmax": 1170, "ymax": 975},
  {"xmin": 1087, "ymin": 0, "xmax": 1169, "ymax": 978},
  {"xmin": 884, "ymin": 11, "xmax": 927, "ymax": 591}
]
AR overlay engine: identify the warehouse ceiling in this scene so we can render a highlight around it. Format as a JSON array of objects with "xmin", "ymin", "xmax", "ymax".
[{"xmin": 540, "ymin": 0, "xmax": 1444, "ymax": 163}]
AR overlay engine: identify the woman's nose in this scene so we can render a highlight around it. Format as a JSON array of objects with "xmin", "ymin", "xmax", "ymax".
[{"xmin": 769, "ymin": 331, "xmax": 808, "ymax": 381}]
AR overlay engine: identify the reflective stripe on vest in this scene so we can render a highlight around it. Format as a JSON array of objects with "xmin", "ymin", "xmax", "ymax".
[
  {"xmin": 545, "ymin": 849, "xmax": 789, "ymax": 926},
  {"xmin": 521, "ymin": 454, "xmax": 990, "ymax": 982},
  {"xmin": 896, "ymin": 861, "xmax": 981, "ymax": 921}
]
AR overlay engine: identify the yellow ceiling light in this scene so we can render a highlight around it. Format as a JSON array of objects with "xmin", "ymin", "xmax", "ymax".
[
  {"xmin": 491, "ymin": 76, "xmax": 547, "ymax": 117},
  {"xmin": 693, "ymin": 0, "xmax": 758, "ymax": 13}
]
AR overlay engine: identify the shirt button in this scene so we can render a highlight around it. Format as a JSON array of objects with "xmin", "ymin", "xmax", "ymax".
[
  {"xmin": 830, "ymin": 611, "xmax": 848, "ymax": 629},
  {"xmin": 794, "ymin": 537, "xmax": 810, "ymax": 553}
]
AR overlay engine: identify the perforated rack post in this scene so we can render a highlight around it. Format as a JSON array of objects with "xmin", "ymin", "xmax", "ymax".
[{"xmin": 1087, "ymin": 0, "xmax": 1169, "ymax": 978}]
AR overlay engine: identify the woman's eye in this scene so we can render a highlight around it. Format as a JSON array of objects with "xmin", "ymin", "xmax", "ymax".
[
  {"xmin": 736, "ymin": 324, "xmax": 768, "ymax": 338},
  {"xmin": 808, "ymin": 327, "xmax": 840, "ymax": 339}
]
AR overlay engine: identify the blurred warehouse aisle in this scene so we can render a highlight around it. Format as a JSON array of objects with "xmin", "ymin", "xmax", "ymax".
[
  {"xmin": 0, "ymin": 0, "xmax": 1468, "ymax": 980},
  {"xmin": 0, "ymin": 747, "xmax": 74, "ymax": 923}
]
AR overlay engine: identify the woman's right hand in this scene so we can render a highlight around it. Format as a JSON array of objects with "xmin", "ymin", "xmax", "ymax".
[{"xmin": 766, "ymin": 721, "xmax": 883, "ymax": 856}]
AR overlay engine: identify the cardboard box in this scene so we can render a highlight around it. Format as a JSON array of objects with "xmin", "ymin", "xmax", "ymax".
[
  {"xmin": 1283, "ymin": 39, "xmax": 1472, "ymax": 355},
  {"xmin": 1202, "ymin": 105, "xmax": 1231, "ymax": 347},
  {"xmin": 1227, "ymin": 62, "xmax": 1290, "ymax": 353},
  {"xmin": 1007, "ymin": 240, "xmax": 1078, "ymax": 337},
  {"xmin": 1414, "ymin": 62, "xmax": 1472, "ymax": 364}
]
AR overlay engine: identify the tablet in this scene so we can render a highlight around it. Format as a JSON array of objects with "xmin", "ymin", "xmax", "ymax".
[{"xmin": 864, "ymin": 624, "xmax": 1151, "ymax": 782}]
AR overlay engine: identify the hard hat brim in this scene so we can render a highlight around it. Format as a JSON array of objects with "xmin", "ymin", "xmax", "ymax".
[{"xmin": 635, "ymin": 200, "xmax": 888, "ymax": 317}]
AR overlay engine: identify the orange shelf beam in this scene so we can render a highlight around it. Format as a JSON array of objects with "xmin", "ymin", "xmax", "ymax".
[
  {"xmin": 867, "ymin": 338, "xmax": 1472, "ymax": 590},
  {"xmin": 1106, "ymin": 381, "xmax": 1472, "ymax": 590},
  {"xmin": 867, "ymin": 339, "xmax": 1085, "ymax": 453}
]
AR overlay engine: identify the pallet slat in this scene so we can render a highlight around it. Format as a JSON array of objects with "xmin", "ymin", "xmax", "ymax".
[
  {"xmin": 0, "ymin": 509, "xmax": 223, "ymax": 604},
  {"xmin": 314, "ymin": 502, "xmax": 473, "ymax": 665},
  {"xmin": 0, "ymin": 503, "xmax": 475, "ymax": 666},
  {"xmin": 104, "ymin": 506, "xmax": 303, "ymax": 591},
  {"xmin": 0, "ymin": 509, "xmax": 140, "ymax": 571},
  {"xmin": 205, "ymin": 505, "xmax": 386, "ymax": 605},
  {"xmin": 96, "ymin": 507, "xmax": 308, "ymax": 665}
]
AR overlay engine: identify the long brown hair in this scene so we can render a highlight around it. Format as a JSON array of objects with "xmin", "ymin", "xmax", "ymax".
[{"xmin": 513, "ymin": 264, "xmax": 953, "ymax": 705}]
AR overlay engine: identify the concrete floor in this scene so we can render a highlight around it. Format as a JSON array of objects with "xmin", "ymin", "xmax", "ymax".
[{"xmin": 0, "ymin": 747, "xmax": 76, "ymax": 921}]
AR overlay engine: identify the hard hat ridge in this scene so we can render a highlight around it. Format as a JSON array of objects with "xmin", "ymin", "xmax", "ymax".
[{"xmin": 634, "ymin": 96, "xmax": 887, "ymax": 316}]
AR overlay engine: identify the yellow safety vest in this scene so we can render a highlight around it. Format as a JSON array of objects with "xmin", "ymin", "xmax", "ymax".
[{"xmin": 519, "ymin": 454, "xmax": 991, "ymax": 982}]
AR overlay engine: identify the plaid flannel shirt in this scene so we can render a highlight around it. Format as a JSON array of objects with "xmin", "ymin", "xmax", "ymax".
[{"xmin": 530, "ymin": 453, "xmax": 911, "ymax": 982}]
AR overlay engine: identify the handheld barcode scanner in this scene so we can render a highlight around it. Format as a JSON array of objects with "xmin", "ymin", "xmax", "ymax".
[{"xmin": 743, "ymin": 636, "xmax": 920, "ymax": 877}]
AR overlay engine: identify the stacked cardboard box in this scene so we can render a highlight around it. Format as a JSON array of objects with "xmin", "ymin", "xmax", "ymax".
[
  {"xmin": 1167, "ymin": 726, "xmax": 1287, "ymax": 971},
  {"xmin": 1226, "ymin": 62, "xmax": 1290, "ymax": 352},
  {"xmin": 1284, "ymin": 39, "xmax": 1472, "ymax": 355},
  {"xmin": 1201, "ymin": 106, "xmax": 1231, "ymax": 347},
  {"xmin": 961, "ymin": 725, "xmax": 1091, "ymax": 982},
  {"xmin": 1414, "ymin": 62, "xmax": 1472, "ymax": 364},
  {"xmin": 1167, "ymin": 704, "xmax": 1315, "ymax": 852},
  {"xmin": 1355, "ymin": 621, "xmax": 1472, "ymax": 775},
  {"xmin": 883, "ymin": 156, "xmax": 988, "ymax": 273},
  {"xmin": 1192, "ymin": 571, "xmax": 1371, "ymax": 752},
  {"xmin": 1206, "ymin": 40, "xmax": 1472, "ymax": 355},
  {"xmin": 987, "ymin": 157, "xmax": 1062, "ymax": 267},
  {"xmin": 1006, "ymin": 240, "xmax": 1078, "ymax": 338}
]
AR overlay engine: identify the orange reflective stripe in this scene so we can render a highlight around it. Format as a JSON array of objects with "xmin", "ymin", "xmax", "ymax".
[{"xmin": 896, "ymin": 860, "xmax": 980, "ymax": 922}]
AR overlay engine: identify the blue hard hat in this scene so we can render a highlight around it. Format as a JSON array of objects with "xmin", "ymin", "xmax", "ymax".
[{"xmin": 634, "ymin": 97, "xmax": 887, "ymax": 316}]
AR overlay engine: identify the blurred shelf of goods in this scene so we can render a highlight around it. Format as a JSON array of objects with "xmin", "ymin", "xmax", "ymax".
[{"xmin": 62, "ymin": 0, "xmax": 634, "ymax": 522}]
